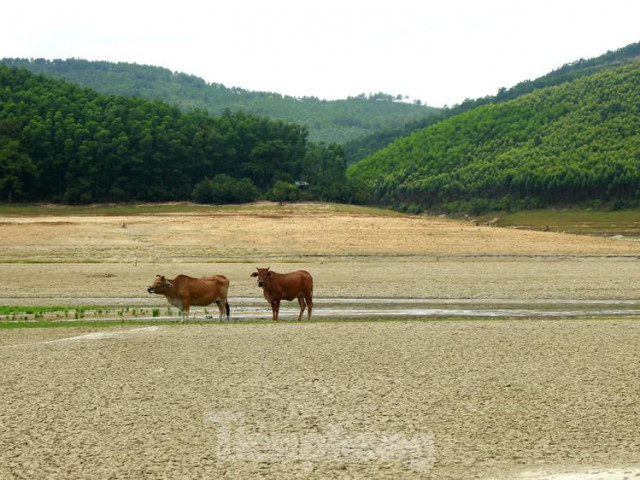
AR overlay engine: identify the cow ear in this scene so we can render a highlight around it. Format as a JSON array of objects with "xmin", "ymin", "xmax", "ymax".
[
  {"xmin": 165, "ymin": 281, "xmax": 173, "ymax": 288},
  {"xmin": 267, "ymin": 271, "xmax": 273, "ymax": 278},
  {"xmin": 250, "ymin": 272, "xmax": 258, "ymax": 277}
]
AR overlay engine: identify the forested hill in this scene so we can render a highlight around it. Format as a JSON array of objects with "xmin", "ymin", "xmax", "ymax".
[
  {"xmin": 344, "ymin": 41, "xmax": 640, "ymax": 165},
  {"xmin": 0, "ymin": 65, "xmax": 354, "ymax": 204},
  {"xmin": 0, "ymin": 58, "xmax": 439, "ymax": 144},
  {"xmin": 347, "ymin": 61, "xmax": 640, "ymax": 214}
]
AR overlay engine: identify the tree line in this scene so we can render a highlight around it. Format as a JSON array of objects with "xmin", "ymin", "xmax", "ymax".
[
  {"xmin": 0, "ymin": 65, "xmax": 365, "ymax": 204},
  {"xmin": 348, "ymin": 62, "xmax": 640, "ymax": 214},
  {"xmin": 0, "ymin": 58, "xmax": 439, "ymax": 144}
]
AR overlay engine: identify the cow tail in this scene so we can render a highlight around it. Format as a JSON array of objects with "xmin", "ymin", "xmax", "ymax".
[{"xmin": 226, "ymin": 301, "xmax": 231, "ymax": 319}]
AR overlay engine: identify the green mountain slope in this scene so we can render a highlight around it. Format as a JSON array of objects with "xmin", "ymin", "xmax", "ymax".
[
  {"xmin": 0, "ymin": 58, "xmax": 439, "ymax": 144},
  {"xmin": 344, "ymin": 41, "xmax": 640, "ymax": 165},
  {"xmin": 348, "ymin": 62, "xmax": 640, "ymax": 213}
]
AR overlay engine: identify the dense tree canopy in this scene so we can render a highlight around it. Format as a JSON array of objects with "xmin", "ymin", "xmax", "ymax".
[
  {"xmin": 348, "ymin": 62, "xmax": 640, "ymax": 213},
  {"xmin": 343, "ymin": 41, "xmax": 640, "ymax": 165},
  {"xmin": 4, "ymin": 43, "xmax": 640, "ymax": 213},
  {"xmin": 0, "ymin": 66, "xmax": 351, "ymax": 204},
  {"xmin": 0, "ymin": 58, "xmax": 440, "ymax": 144}
]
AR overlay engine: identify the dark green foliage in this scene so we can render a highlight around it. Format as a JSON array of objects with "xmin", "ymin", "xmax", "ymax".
[
  {"xmin": 344, "ymin": 41, "xmax": 640, "ymax": 165},
  {"xmin": 268, "ymin": 181, "xmax": 301, "ymax": 202},
  {"xmin": 192, "ymin": 175, "xmax": 259, "ymax": 204},
  {"xmin": 301, "ymin": 143, "xmax": 347, "ymax": 201},
  {"xmin": 0, "ymin": 59, "xmax": 440, "ymax": 144},
  {"xmin": 0, "ymin": 117, "xmax": 37, "ymax": 201},
  {"xmin": 0, "ymin": 65, "xmax": 349, "ymax": 204},
  {"xmin": 348, "ymin": 62, "xmax": 640, "ymax": 213}
]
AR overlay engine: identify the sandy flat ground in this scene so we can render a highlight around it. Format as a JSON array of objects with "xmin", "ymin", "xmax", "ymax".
[
  {"xmin": 2, "ymin": 205, "xmax": 639, "ymax": 261},
  {"xmin": 2, "ymin": 257, "xmax": 640, "ymax": 306},
  {"xmin": 1, "ymin": 320, "xmax": 640, "ymax": 479},
  {"xmin": 1, "ymin": 204, "xmax": 639, "ymax": 303},
  {"xmin": 2, "ymin": 204, "xmax": 640, "ymax": 479}
]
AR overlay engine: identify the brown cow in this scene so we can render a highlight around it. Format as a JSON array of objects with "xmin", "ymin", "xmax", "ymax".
[
  {"xmin": 251, "ymin": 267, "xmax": 313, "ymax": 321},
  {"xmin": 147, "ymin": 274, "xmax": 230, "ymax": 321}
]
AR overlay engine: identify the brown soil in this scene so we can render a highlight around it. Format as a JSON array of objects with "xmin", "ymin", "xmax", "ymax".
[
  {"xmin": 1, "ymin": 204, "xmax": 640, "ymax": 478},
  {"xmin": 2, "ymin": 204, "xmax": 638, "ymax": 260}
]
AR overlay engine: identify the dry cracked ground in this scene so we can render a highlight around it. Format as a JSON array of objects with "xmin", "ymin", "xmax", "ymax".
[{"xmin": 1, "ymin": 203, "xmax": 640, "ymax": 479}]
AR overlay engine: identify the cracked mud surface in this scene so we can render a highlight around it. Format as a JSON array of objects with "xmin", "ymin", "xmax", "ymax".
[
  {"xmin": 1, "ymin": 320, "xmax": 640, "ymax": 479},
  {"xmin": 1, "ymin": 204, "xmax": 640, "ymax": 478}
]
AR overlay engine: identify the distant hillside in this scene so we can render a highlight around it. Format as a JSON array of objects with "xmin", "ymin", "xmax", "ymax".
[
  {"xmin": 344, "ymin": 41, "xmax": 640, "ymax": 164},
  {"xmin": 348, "ymin": 61, "xmax": 640, "ymax": 214},
  {"xmin": 0, "ymin": 58, "xmax": 439, "ymax": 144}
]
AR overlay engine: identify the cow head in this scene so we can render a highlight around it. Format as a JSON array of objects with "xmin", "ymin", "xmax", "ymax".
[
  {"xmin": 251, "ymin": 267, "xmax": 272, "ymax": 288},
  {"xmin": 147, "ymin": 275, "xmax": 173, "ymax": 294}
]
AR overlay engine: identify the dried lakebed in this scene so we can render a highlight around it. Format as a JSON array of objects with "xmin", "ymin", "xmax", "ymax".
[
  {"xmin": 1, "ymin": 320, "xmax": 640, "ymax": 479},
  {"xmin": 2, "ymin": 206, "xmax": 640, "ymax": 478}
]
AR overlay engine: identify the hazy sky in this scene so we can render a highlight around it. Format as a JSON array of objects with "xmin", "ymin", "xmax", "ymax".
[{"xmin": 3, "ymin": 0, "xmax": 640, "ymax": 107}]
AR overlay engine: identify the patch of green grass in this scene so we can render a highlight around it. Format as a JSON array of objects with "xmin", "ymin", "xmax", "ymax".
[
  {"xmin": 0, "ymin": 306, "xmax": 71, "ymax": 316},
  {"xmin": 0, "ymin": 305, "xmax": 180, "ymax": 323},
  {"xmin": 0, "ymin": 201, "xmax": 405, "ymax": 218},
  {"xmin": 0, "ymin": 203, "xmax": 223, "ymax": 216},
  {"xmin": 489, "ymin": 208, "xmax": 640, "ymax": 237},
  {"xmin": 0, "ymin": 319, "xmax": 163, "ymax": 329},
  {"xmin": 0, "ymin": 259, "xmax": 104, "ymax": 264},
  {"xmin": 328, "ymin": 203, "xmax": 404, "ymax": 216},
  {"xmin": 2, "ymin": 315, "xmax": 638, "ymax": 330}
]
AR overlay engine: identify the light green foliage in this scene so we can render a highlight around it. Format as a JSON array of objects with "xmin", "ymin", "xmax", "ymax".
[
  {"xmin": 349, "ymin": 62, "xmax": 640, "ymax": 213},
  {"xmin": 344, "ymin": 41, "xmax": 640, "ymax": 165}
]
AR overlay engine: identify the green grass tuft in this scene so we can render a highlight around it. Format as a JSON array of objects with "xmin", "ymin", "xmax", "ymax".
[{"xmin": 483, "ymin": 208, "xmax": 640, "ymax": 237}]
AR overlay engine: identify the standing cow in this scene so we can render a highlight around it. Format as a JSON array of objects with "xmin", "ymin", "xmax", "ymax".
[
  {"xmin": 147, "ymin": 274, "xmax": 230, "ymax": 321},
  {"xmin": 251, "ymin": 267, "xmax": 313, "ymax": 321}
]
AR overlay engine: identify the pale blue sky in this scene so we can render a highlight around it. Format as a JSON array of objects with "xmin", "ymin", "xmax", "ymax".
[{"xmin": 3, "ymin": 0, "xmax": 640, "ymax": 107}]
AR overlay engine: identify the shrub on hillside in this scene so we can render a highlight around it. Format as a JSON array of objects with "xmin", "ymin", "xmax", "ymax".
[{"xmin": 192, "ymin": 175, "xmax": 259, "ymax": 204}]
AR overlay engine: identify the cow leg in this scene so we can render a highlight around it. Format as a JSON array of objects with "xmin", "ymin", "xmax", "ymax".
[
  {"xmin": 305, "ymin": 294, "xmax": 313, "ymax": 321},
  {"xmin": 271, "ymin": 299, "xmax": 280, "ymax": 321},
  {"xmin": 215, "ymin": 300, "xmax": 225, "ymax": 321},
  {"xmin": 182, "ymin": 299, "xmax": 191, "ymax": 323},
  {"xmin": 297, "ymin": 296, "xmax": 306, "ymax": 321}
]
